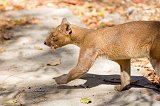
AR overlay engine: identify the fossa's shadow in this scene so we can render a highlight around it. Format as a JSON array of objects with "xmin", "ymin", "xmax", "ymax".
[{"xmin": 57, "ymin": 73, "xmax": 160, "ymax": 92}]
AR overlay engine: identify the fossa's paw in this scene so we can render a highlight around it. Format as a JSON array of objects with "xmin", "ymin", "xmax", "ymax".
[
  {"xmin": 114, "ymin": 85, "xmax": 131, "ymax": 91},
  {"xmin": 53, "ymin": 74, "xmax": 68, "ymax": 84}
]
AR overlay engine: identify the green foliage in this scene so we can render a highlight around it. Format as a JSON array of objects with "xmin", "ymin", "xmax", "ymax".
[
  {"xmin": 80, "ymin": 98, "xmax": 92, "ymax": 104},
  {"xmin": 0, "ymin": 0, "xmax": 8, "ymax": 6}
]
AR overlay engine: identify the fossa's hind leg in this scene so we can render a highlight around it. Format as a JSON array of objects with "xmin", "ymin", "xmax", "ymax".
[
  {"xmin": 150, "ymin": 58, "xmax": 160, "ymax": 76},
  {"xmin": 150, "ymin": 39, "xmax": 160, "ymax": 76},
  {"xmin": 114, "ymin": 59, "xmax": 131, "ymax": 91},
  {"xmin": 148, "ymin": 38, "xmax": 160, "ymax": 100},
  {"xmin": 149, "ymin": 39, "xmax": 160, "ymax": 88}
]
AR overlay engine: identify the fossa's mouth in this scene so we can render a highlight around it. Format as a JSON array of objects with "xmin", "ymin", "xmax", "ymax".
[{"xmin": 50, "ymin": 44, "xmax": 59, "ymax": 50}]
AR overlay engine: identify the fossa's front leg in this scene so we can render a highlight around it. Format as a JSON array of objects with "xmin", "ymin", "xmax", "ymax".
[{"xmin": 54, "ymin": 48, "xmax": 98, "ymax": 84}]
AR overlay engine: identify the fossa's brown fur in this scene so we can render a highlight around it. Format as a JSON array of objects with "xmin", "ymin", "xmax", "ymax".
[{"xmin": 44, "ymin": 18, "xmax": 160, "ymax": 91}]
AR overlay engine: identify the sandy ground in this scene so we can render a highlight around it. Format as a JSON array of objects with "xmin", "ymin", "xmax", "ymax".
[{"xmin": 0, "ymin": 7, "xmax": 160, "ymax": 106}]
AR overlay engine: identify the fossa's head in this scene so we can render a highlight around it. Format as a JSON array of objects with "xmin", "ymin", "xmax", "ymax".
[{"xmin": 44, "ymin": 18, "xmax": 72, "ymax": 50}]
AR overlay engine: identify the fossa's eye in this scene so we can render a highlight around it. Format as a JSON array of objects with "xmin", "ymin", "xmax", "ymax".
[{"xmin": 54, "ymin": 39, "xmax": 58, "ymax": 42}]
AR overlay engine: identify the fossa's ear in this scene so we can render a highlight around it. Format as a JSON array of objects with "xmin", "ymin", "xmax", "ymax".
[
  {"xmin": 59, "ymin": 18, "xmax": 72, "ymax": 35},
  {"xmin": 61, "ymin": 18, "xmax": 69, "ymax": 24}
]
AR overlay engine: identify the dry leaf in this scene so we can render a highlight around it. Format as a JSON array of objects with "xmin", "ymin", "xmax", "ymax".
[
  {"xmin": 34, "ymin": 46, "xmax": 43, "ymax": 50},
  {"xmin": 62, "ymin": 0, "xmax": 83, "ymax": 5},
  {"xmin": 13, "ymin": 5, "xmax": 24, "ymax": 10},
  {"xmin": 80, "ymin": 98, "xmax": 92, "ymax": 104},
  {"xmin": 155, "ymin": 95, "xmax": 160, "ymax": 101},
  {"xmin": 0, "ymin": 4, "xmax": 5, "ymax": 10},
  {"xmin": 29, "ymin": 18, "xmax": 40, "ymax": 24},
  {"xmin": 47, "ymin": 59, "xmax": 61, "ymax": 66},
  {"xmin": 0, "ymin": 87, "xmax": 6, "ymax": 91},
  {"xmin": 3, "ymin": 99, "xmax": 17, "ymax": 105},
  {"xmin": 0, "ymin": 47, "xmax": 6, "ymax": 53}
]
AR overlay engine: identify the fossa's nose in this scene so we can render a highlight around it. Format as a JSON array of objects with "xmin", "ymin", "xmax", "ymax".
[{"xmin": 44, "ymin": 41, "xmax": 47, "ymax": 45}]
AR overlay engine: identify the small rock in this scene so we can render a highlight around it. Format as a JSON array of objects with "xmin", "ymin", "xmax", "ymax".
[
  {"xmin": 125, "ymin": 7, "xmax": 136, "ymax": 15},
  {"xmin": 155, "ymin": 95, "xmax": 160, "ymax": 101},
  {"xmin": 101, "ymin": 13, "xmax": 124, "ymax": 24}
]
